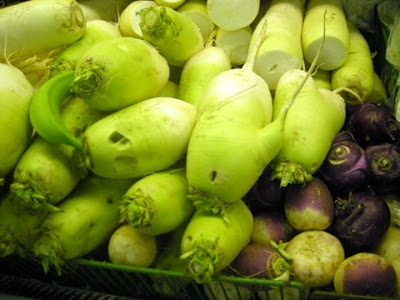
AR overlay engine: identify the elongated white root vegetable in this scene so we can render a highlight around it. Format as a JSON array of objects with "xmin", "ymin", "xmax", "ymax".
[
  {"xmin": 302, "ymin": 0, "xmax": 349, "ymax": 70},
  {"xmin": 368, "ymin": 71, "xmax": 389, "ymax": 104},
  {"xmin": 78, "ymin": 0, "xmax": 133, "ymax": 23},
  {"xmin": 33, "ymin": 175, "xmax": 133, "ymax": 274},
  {"xmin": 0, "ymin": 63, "xmax": 33, "ymax": 186},
  {"xmin": 118, "ymin": 1, "xmax": 159, "ymax": 39},
  {"xmin": 70, "ymin": 37, "xmax": 170, "ymax": 111},
  {"xmin": 252, "ymin": 0, "xmax": 305, "ymax": 90},
  {"xmin": 0, "ymin": 0, "xmax": 86, "ymax": 63},
  {"xmin": 207, "ymin": 0, "xmax": 260, "ymax": 31},
  {"xmin": 180, "ymin": 199, "xmax": 253, "ymax": 283},
  {"xmin": 120, "ymin": 168, "xmax": 194, "ymax": 236},
  {"xmin": 50, "ymin": 20, "xmax": 121, "ymax": 76},
  {"xmin": 313, "ymin": 67, "xmax": 332, "ymax": 90},
  {"xmin": 178, "ymin": 44, "xmax": 231, "ymax": 107},
  {"xmin": 155, "ymin": 0, "xmax": 186, "ymax": 9},
  {"xmin": 215, "ymin": 26, "xmax": 253, "ymax": 66},
  {"xmin": 74, "ymin": 97, "xmax": 197, "ymax": 179},
  {"xmin": 178, "ymin": 0, "xmax": 216, "ymax": 42},
  {"xmin": 139, "ymin": 6, "xmax": 204, "ymax": 67},
  {"xmin": 331, "ymin": 21, "xmax": 374, "ymax": 105}
]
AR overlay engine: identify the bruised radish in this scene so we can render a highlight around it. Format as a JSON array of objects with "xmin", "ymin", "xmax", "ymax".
[{"xmin": 284, "ymin": 177, "xmax": 335, "ymax": 231}]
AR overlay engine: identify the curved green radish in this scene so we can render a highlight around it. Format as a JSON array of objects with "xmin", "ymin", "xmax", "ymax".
[
  {"xmin": 207, "ymin": 0, "xmax": 260, "ymax": 31},
  {"xmin": 77, "ymin": 0, "xmax": 133, "ymax": 23},
  {"xmin": 178, "ymin": 0, "xmax": 216, "ymax": 42},
  {"xmin": 331, "ymin": 22, "xmax": 375, "ymax": 105},
  {"xmin": 74, "ymin": 97, "xmax": 197, "ymax": 179},
  {"xmin": 180, "ymin": 199, "xmax": 253, "ymax": 283},
  {"xmin": 252, "ymin": 0, "xmax": 306, "ymax": 90},
  {"xmin": 139, "ymin": 6, "xmax": 204, "ymax": 67},
  {"xmin": 302, "ymin": 0, "xmax": 349, "ymax": 70},
  {"xmin": 120, "ymin": 168, "xmax": 194, "ymax": 236},
  {"xmin": 178, "ymin": 43, "xmax": 232, "ymax": 107},
  {"xmin": 368, "ymin": 72, "xmax": 389, "ymax": 104},
  {"xmin": 50, "ymin": 20, "xmax": 121, "ymax": 77},
  {"xmin": 155, "ymin": 0, "xmax": 186, "ymax": 9},
  {"xmin": 0, "ymin": 0, "xmax": 85, "ymax": 63},
  {"xmin": 271, "ymin": 75, "xmax": 346, "ymax": 187},
  {"xmin": 33, "ymin": 175, "xmax": 133, "ymax": 274},
  {"xmin": 0, "ymin": 63, "xmax": 34, "ymax": 186},
  {"xmin": 185, "ymin": 14, "xmax": 302, "ymax": 214},
  {"xmin": 157, "ymin": 80, "xmax": 180, "ymax": 98},
  {"xmin": 29, "ymin": 71, "xmax": 83, "ymax": 150},
  {"xmin": 119, "ymin": 1, "xmax": 159, "ymax": 39},
  {"xmin": 11, "ymin": 96, "xmax": 107, "ymax": 213},
  {"xmin": 70, "ymin": 37, "xmax": 170, "ymax": 111},
  {"xmin": 313, "ymin": 67, "xmax": 332, "ymax": 90}
]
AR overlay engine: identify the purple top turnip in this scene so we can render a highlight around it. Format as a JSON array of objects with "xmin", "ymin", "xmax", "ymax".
[
  {"xmin": 348, "ymin": 101, "xmax": 400, "ymax": 147},
  {"xmin": 331, "ymin": 191, "xmax": 391, "ymax": 254},
  {"xmin": 317, "ymin": 131, "xmax": 370, "ymax": 196},
  {"xmin": 284, "ymin": 177, "xmax": 335, "ymax": 231},
  {"xmin": 366, "ymin": 143, "xmax": 400, "ymax": 194}
]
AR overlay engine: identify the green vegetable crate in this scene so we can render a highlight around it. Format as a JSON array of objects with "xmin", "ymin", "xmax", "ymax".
[{"xmin": 1, "ymin": 1, "xmax": 399, "ymax": 300}]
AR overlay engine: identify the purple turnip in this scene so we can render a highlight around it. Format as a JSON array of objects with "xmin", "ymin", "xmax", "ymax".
[
  {"xmin": 333, "ymin": 252, "xmax": 397, "ymax": 297},
  {"xmin": 284, "ymin": 177, "xmax": 335, "ymax": 231},
  {"xmin": 231, "ymin": 243, "xmax": 291, "ymax": 280},
  {"xmin": 348, "ymin": 101, "xmax": 400, "ymax": 147},
  {"xmin": 317, "ymin": 131, "xmax": 370, "ymax": 196},
  {"xmin": 251, "ymin": 211, "xmax": 297, "ymax": 245},
  {"xmin": 331, "ymin": 191, "xmax": 391, "ymax": 254},
  {"xmin": 366, "ymin": 143, "xmax": 400, "ymax": 194}
]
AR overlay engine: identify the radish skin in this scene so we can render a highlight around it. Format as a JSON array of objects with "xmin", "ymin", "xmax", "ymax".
[
  {"xmin": 180, "ymin": 199, "xmax": 253, "ymax": 283},
  {"xmin": 252, "ymin": 0, "xmax": 305, "ymax": 90},
  {"xmin": 302, "ymin": 0, "xmax": 349, "ymax": 70},
  {"xmin": 0, "ymin": 0, "xmax": 86, "ymax": 62}
]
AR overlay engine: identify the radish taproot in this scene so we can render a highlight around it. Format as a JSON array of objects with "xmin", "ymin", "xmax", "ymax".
[
  {"xmin": 285, "ymin": 230, "xmax": 345, "ymax": 287},
  {"xmin": 119, "ymin": 168, "xmax": 194, "ymax": 236},
  {"xmin": 186, "ymin": 14, "xmax": 303, "ymax": 214},
  {"xmin": 0, "ymin": 0, "xmax": 85, "ymax": 63},
  {"xmin": 70, "ymin": 37, "xmax": 170, "ymax": 111},
  {"xmin": 74, "ymin": 97, "xmax": 197, "ymax": 179},
  {"xmin": 139, "ymin": 6, "xmax": 204, "ymax": 67},
  {"xmin": 33, "ymin": 174, "xmax": 133, "ymax": 274},
  {"xmin": 0, "ymin": 63, "xmax": 34, "ymax": 186},
  {"xmin": 302, "ymin": 0, "xmax": 349, "ymax": 70},
  {"xmin": 180, "ymin": 199, "xmax": 253, "ymax": 283},
  {"xmin": 253, "ymin": 0, "xmax": 305, "ymax": 90}
]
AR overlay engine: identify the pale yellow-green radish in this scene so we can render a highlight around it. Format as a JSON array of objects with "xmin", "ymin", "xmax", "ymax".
[
  {"xmin": 119, "ymin": 168, "xmax": 194, "ymax": 236},
  {"xmin": 157, "ymin": 80, "xmax": 180, "ymax": 98},
  {"xmin": 78, "ymin": 0, "xmax": 133, "ymax": 23},
  {"xmin": 70, "ymin": 37, "xmax": 170, "ymax": 111},
  {"xmin": 139, "ymin": 6, "xmax": 204, "ymax": 67},
  {"xmin": 33, "ymin": 174, "xmax": 133, "ymax": 274},
  {"xmin": 108, "ymin": 224, "xmax": 158, "ymax": 267},
  {"xmin": 74, "ymin": 97, "xmax": 197, "ymax": 179},
  {"xmin": 180, "ymin": 199, "xmax": 253, "ymax": 283},
  {"xmin": 271, "ymin": 75, "xmax": 346, "ymax": 187},
  {"xmin": 0, "ymin": 0, "xmax": 86, "ymax": 63},
  {"xmin": 215, "ymin": 26, "xmax": 253, "ymax": 66},
  {"xmin": 367, "ymin": 71, "xmax": 389, "ymax": 104},
  {"xmin": 302, "ymin": 0, "xmax": 349, "ymax": 71},
  {"xmin": 118, "ymin": 1, "xmax": 159, "ymax": 39},
  {"xmin": 331, "ymin": 21, "xmax": 374, "ymax": 105},
  {"xmin": 313, "ymin": 67, "xmax": 332, "ymax": 90},
  {"xmin": 0, "ymin": 63, "xmax": 33, "ymax": 186},
  {"xmin": 10, "ymin": 96, "xmax": 107, "ymax": 213},
  {"xmin": 178, "ymin": 42, "xmax": 232, "ymax": 107},
  {"xmin": 155, "ymin": 0, "xmax": 186, "ymax": 9},
  {"xmin": 252, "ymin": 0, "xmax": 305, "ymax": 90},
  {"xmin": 185, "ymin": 15, "xmax": 300, "ymax": 215},
  {"xmin": 178, "ymin": 0, "xmax": 216, "ymax": 42},
  {"xmin": 207, "ymin": 0, "xmax": 260, "ymax": 31},
  {"xmin": 50, "ymin": 19, "xmax": 121, "ymax": 77}
]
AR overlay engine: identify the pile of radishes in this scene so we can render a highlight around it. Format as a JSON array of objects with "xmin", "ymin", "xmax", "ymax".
[{"xmin": 0, "ymin": 0, "xmax": 399, "ymax": 299}]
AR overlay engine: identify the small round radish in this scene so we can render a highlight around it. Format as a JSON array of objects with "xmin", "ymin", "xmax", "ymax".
[
  {"xmin": 251, "ymin": 211, "xmax": 297, "ymax": 245},
  {"xmin": 284, "ymin": 177, "xmax": 335, "ymax": 231},
  {"xmin": 333, "ymin": 252, "xmax": 397, "ymax": 297},
  {"xmin": 108, "ymin": 224, "xmax": 157, "ymax": 267},
  {"xmin": 285, "ymin": 230, "xmax": 345, "ymax": 288}
]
